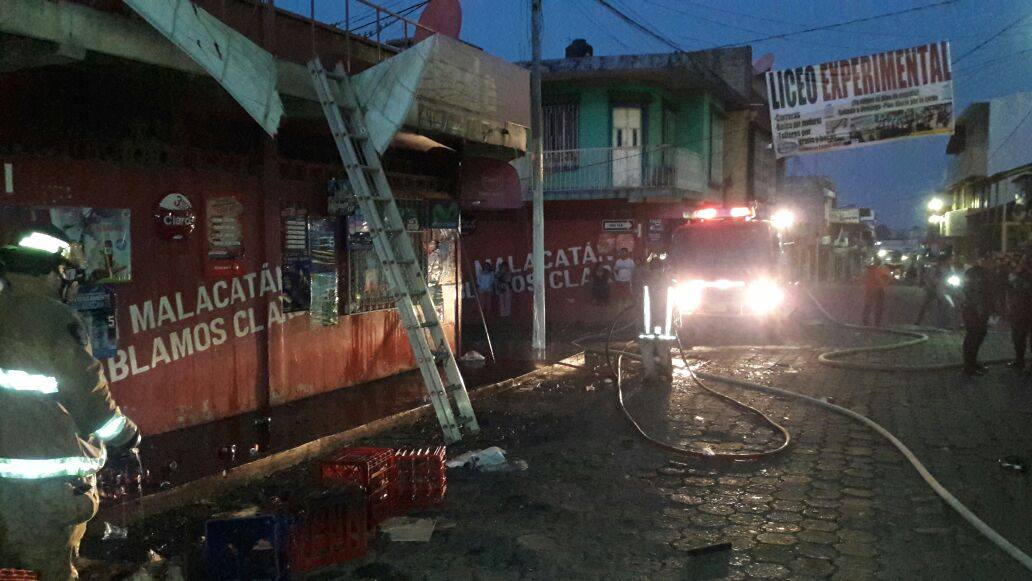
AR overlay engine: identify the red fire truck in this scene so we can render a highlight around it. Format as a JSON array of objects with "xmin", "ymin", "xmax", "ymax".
[{"xmin": 667, "ymin": 206, "xmax": 791, "ymax": 338}]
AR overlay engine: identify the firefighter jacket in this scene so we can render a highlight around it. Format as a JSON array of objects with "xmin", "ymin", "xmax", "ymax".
[{"xmin": 0, "ymin": 282, "xmax": 137, "ymax": 480}]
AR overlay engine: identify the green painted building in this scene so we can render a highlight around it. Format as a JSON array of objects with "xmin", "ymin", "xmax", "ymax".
[{"xmin": 525, "ymin": 43, "xmax": 778, "ymax": 207}]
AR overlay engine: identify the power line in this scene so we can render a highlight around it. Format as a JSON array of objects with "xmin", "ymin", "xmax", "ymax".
[
  {"xmin": 987, "ymin": 104, "xmax": 1032, "ymax": 163},
  {"xmin": 952, "ymin": 11, "xmax": 1032, "ymax": 64},
  {"xmin": 638, "ymin": 0, "xmax": 890, "ymax": 53},
  {"xmin": 709, "ymin": 0, "xmax": 959, "ymax": 49},
  {"xmin": 593, "ymin": 0, "xmax": 684, "ymax": 52},
  {"xmin": 644, "ymin": 0, "xmax": 973, "ymax": 40}
]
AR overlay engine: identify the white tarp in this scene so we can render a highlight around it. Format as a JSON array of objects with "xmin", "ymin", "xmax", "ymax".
[
  {"xmin": 988, "ymin": 92, "xmax": 1032, "ymax": 177},
  {"xmin": 124, "ymin": 0, "xmax": 283, "ymax": 136},
  {"xmin": 353, "ymin": 34, "xmax": 528, "ymax": 155},
  {"xmin": 765, "ymin": 41, "xmax": 954, "ymax": 158}
]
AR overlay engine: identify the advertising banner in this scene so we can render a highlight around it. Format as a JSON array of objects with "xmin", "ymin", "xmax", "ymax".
[
  {"xmin": 50, "ymin": 207, "xmax": 132, "ymax": 283},
  {"xmin": 766, "ymin": 41, "xmax": 954, "ymax": 157}
]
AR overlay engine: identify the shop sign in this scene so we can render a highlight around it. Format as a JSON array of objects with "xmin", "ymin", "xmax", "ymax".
[
  {"xmin": 430, "ymin": 201, "xmax": 460, "ymax": 229},
  {"xmin": 603, "ymin": 220, "xmax": 634, "ymax": 232},
  {"xmin": 155, "ymin": 193, "xmax": 196, "ymax": 241}
]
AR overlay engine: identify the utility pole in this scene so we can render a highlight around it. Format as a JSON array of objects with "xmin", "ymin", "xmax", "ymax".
[{"xmin": 530, "ymin": 0, "xmax": 546, "ymax": 358}]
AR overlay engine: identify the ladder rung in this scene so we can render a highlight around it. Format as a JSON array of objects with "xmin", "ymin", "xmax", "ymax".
[
  {"xmin": 347, "ymin": 164, "xmax": 381, "ymax": 173},
  {"xmin": 384, "ymin": 259, "xmax": 416, "ymax": 265},
  {"xmin": 408, "ymin": 322, "xmax": 439, "ymax": 330},
  {"xmin": 371, "ymin": 226, "xmax": 404, "ymax": 234},
  {"xmin": 359, "ymin": 195, "xmax": 392, "ymax": 202}
]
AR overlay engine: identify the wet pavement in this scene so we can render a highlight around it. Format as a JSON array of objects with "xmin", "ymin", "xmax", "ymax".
[
  {"xmin": 82, "ymin": 286, "xmax": 1032, "ymax": 579},
  {"xmin": 114, "ymin": 335, "xmax": 581, "ymax": 499}
]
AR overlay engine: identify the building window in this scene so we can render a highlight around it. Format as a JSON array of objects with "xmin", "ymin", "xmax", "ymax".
[
  {"xmin": 544, "ymin": 102, "xmax": 579, "ymax": 169},
  {"xmin": 346, "ymin": 199, "xmax": 427, "ymax": 314},
  {"xmin": 709, "ymin": 112, "xmax": 725, "ymax": 184}
]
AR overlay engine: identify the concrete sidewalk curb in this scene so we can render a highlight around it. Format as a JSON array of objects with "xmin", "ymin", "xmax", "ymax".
[{"xmin": 92, "ymin": 353, "xmax": 588, "ymax": 528}]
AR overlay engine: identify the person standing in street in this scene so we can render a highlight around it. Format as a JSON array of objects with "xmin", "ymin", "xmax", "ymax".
[
  {"xmin": 1008, "ymin": 253, "xmax": 1032, "ymax": 371},
  {"xmin": 613, "ymin": 248, "xmax": 636, "ymax": 301},
  {"xmin": 0, "ymin": 225, "xmax": 141, "ymax": 579},
  {"xmin": 961, "ymin": 253, "xmax": 994, "ymax": 376},
  {"xmin": 475, "ymin": 261, "xmax": 495, "ymax": 316},
  {"xmin": 494, "ymin": 262, "xmax": 513, "ymax": 319},
  {"xmin": 916, "ymin": 260, "xmax": 946, "ymax": 326},
  {"xmin": 861, "ymin": 258, "xmax": 892, "ymax": 326},
  {"xmin": 589, "ymin": 262, "xmax": 614, "ymax": 306}
]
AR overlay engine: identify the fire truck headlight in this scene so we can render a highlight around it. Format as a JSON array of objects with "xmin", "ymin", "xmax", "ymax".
[
  {"xmin": 674, "ymin": 282, "xmax": 704, "ymax": 314},
  {"xmin": 745, "ymin": 278, "xmax": 784, "ymax": 315}
]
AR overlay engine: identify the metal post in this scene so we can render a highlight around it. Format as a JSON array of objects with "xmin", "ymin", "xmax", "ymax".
[
  {"xmin": 1002, "ymin": 203, "xmax": 1009, "ymax": 253},
  {"xmin": 345, "ymin": 0, "xmax": 351, "ymax": 72},
  {"xmin": 530, "ymin": 0, "xmax": 546, "ymax": 358}
]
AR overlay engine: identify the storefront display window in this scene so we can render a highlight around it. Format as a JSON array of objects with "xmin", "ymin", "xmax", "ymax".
[{"xmin": 346, "ymin": 199, "xmax": 429, "ymax": 314}]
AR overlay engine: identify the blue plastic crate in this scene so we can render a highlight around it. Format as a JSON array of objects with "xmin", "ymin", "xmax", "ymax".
[{"xmin": 204, "ymin": 514, "xmax": 290, "ymax": 580}]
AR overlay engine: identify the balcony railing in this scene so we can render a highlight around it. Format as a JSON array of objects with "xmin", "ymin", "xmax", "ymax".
[{"xmin": 538, "ymin": 145, "xmax": 707, "ymax": 196}]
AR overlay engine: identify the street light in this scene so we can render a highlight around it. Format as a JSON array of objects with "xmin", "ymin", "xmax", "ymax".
[
  {"xmin": 771, "ymin": 209, "xmax": 796, "ymax": 231},
  {"xmin": 927, "ymin": 197, "xmax": 945, "ymax": 212}
]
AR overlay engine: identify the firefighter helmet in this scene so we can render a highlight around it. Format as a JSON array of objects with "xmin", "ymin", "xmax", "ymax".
[{"xmin": 0, "ymin": 225, "xmax": 85, "ymax": 276}]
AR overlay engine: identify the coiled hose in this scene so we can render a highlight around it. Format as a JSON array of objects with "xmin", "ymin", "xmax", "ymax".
[
  {"xmin": 584, "ymin": 288, "xmax": 1032, "ymax": 571},
  {"xmin": 806, "ymin": 287, "xmax": 1012, "ymax": 371}
]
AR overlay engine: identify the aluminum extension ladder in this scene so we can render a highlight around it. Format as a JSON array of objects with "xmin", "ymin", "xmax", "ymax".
[{"xmin": 308, "ymin": 57, "xmax": 479, "ymax": 444}]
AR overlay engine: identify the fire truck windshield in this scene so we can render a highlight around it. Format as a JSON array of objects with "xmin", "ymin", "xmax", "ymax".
[{"xmin": 670, "ymin": 221, "xmax": 777, "ymax": 275}]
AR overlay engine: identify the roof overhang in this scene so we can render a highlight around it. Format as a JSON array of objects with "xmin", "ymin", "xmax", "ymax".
[
  {"xmin": 536, "ymin": 52, "xmax": 750, "ymax": 110},
  {"xmin": 0, "ymin": 0, "xmax": 527, "ymax": 156}
]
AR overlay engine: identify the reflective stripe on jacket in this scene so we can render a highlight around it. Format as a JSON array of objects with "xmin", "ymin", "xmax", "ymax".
[{"xmin": 0, "ymin": 283, "xmax": 133, "ymax": 479}]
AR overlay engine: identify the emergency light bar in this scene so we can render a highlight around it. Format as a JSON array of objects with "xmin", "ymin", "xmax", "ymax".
[{"xmin": 685, "ymin": 206, "xmax": 755, "ymax": 221}]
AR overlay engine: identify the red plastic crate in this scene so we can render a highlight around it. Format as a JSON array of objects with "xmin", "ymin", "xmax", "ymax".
[
  {"xmin": 0, "ymin": 570, "xmax": 40, "ymax": 581},
  {"xmin": 366, "ymin": 482, "xmax": 395, "ymax": 529},
  {"xmin": 289, "ymin": 489, "xmax": 368, "ymax": 573},
  {"xmin": 319, "ymin": 447, "xmax": 396, "ymax": 490},
  {"xmin": 393, "ymin": 447, "xmax": 447, "ymax": 510}
]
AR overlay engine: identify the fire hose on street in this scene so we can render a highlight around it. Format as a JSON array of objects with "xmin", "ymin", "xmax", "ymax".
[{"xmin": 572, "ymin": 287, "xmax": 1032, "ymax": 572}]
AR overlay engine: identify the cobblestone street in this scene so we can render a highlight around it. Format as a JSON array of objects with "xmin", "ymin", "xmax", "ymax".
[
  {"xmin": 92, "ymin": 289, "xmax": 1032, "ymax": 580},
  {"xmin": 271, "ymin": 311, "xmax": 1032, "ymax": 580}
]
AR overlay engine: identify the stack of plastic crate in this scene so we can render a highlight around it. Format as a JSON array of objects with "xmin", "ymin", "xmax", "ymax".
[
  {"xmin": 393, "ymin": 446, "xmax": 447, "ymax": 510},
  {"xmin": 289, "ymin": 487, "xmax": 368, "ymax": 573},
  {"xmin": 204, "ymin": 514, "xmax": 290, "ymax": 580},
  {"xmin": 319, "ymin": 446, "xmax": 397, "ymax": 529}
]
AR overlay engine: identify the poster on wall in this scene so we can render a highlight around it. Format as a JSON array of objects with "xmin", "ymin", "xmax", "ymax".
[
  {"xmin": 427, "ymin": 229, "xmax": 457, "ymax": 322},
  {"xmin": 205, "ymin": 195, "xmax": 245, "ymax": 277},
  {"xmin": 309, "ymin": 218, "xmax": 339, "ymax": 326},
  {"xmin": 50, "ymin": 207, "xmax": 132, "ymax": 283},
  {"xmin": 281, "ymin": 206, "xmax": 311, "ymax": 314},
  {"xmin": 430, "ymin": 201, "xmax": 460, "ymax": 229},
  {"xmin": 765, "ymin": 41, "xmax": 953, "ymax": 157},
  {"xmin": 70, "ymin": 285, "xmax": 118, "ymax": 358}
]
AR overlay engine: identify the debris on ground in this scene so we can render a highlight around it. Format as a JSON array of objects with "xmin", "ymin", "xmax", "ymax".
[
  {"xmin": 446, "ymin": 446, "xmax": 527, "ymax": 472},
  {"xmin": 999, "ymin": 455, "xmax": 1027, "ymax": 473},
  {"xmin": 102, "ymin": 521, "xmax": 129, "ymax": 541},
  {"xmin": 379, "ymin": 517, "xmax": 437, "ymax": 542}
]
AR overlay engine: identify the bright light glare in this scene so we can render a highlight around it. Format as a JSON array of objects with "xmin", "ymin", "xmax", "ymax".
[
  {"xmin": 730, "ymin": 207, "xmax": 752, "ymax": 218},
  {"xmin": 928, "ymin": 215, "xmax": 944, "ymax": 224},
  {"xmin": 770, "ymin": 209, "xmax": 795, "ymax": 230},
  {"xmin": 927, "ymin": 197, "xmax": 945, "ymax": 212},
  {"xmin": 902, "ymin": 254, "xmax": 910, "ymax": 261},
  {"xmin": 745, "ymin": 279, "xmax": 784, "ymax": 315},
  {"xmin": 694, "ymin": 208, "xmax": 718, "ymax": 220},
  {"xmin": 947, "ymin": 275, "xmax": 961, "ymax": 287},
  {"xmin": 673, "ymin": 282, "xmax": 704, "ymax": 314},
  {"xmin": 877, "ymin": 249, "xmax": 888, "ymax": 258}
]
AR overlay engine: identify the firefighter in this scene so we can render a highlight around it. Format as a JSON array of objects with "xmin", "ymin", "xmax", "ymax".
[
  {"xmin": 0, "ymin": 225, "xmax": 140, "ymax": 579},
  {"xmin": 961, "ymin": 253, "xmax": 994, "ymax": 376}
]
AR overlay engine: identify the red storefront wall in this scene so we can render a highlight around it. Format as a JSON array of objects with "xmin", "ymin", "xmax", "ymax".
[
  {"xmin": 461, "ymin": 201, "xmax": 692, "ymax": 326},
  {"xmin": 4, "ymin": 156, "xmax": 452, "ymax": 434}
]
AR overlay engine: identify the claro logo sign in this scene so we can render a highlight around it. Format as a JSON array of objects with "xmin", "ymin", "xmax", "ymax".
[{"xmin": 155, "ymin": 192, "xmax": 197, "ymax": 240}]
